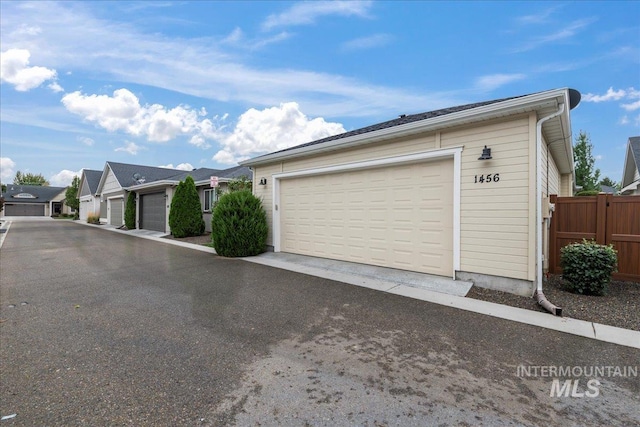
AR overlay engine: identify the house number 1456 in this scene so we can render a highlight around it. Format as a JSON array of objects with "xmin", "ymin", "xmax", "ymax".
[{"xmin": 474, "ymin": 173, "xmax": 500, "ymax": 183}]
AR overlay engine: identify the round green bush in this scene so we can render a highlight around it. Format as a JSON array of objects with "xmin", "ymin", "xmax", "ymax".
[
  {"xmin": 560, "ymin": 240, "xmax": 617, "ymax": 295},
  {"xmin": 211, "ymin": 190, "xmax": 268, "ymax": 257},
  {"xmin": 169, "ymin": 176, "xmax": 205, "ymax": 238}
]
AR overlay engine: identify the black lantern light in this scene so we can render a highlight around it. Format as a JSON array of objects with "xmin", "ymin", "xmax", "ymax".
[{"xmin": 478, "ymin": 145, "xmax": 492, "ymax": 160}]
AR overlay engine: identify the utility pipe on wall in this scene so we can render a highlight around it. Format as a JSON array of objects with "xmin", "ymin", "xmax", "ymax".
[{"xmin": 535, "ymin": 102, "xmax": 565, "ymax": 316}]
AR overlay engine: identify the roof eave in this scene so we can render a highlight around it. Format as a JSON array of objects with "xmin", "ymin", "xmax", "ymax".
[{"xmin": 241, "ymin": 88, "xmax": 569, "ymax": 167}]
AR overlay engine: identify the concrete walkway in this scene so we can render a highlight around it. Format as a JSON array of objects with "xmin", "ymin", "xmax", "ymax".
[{"xmin": 2, "ymin": 219, "xmax": 638, "ymax": 349}]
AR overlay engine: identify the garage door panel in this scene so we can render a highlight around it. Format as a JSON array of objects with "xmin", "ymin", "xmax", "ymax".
[
  {"xmin": 140, "ymin": 192, "xmax": 166, "ymax": 232},
  {"xmin": 110, "ymin": 199, "xmax": 124, "ymax": 226},
  {"xmin": 5, "ymin": 204, "xmax": 45, "ymax": 216},
  {"xmin": 280, "ymin": 159, "xmax": 453, "ymax": 276}
]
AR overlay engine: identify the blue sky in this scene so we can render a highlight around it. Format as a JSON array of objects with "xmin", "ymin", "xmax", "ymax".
[{"xmin": 1, "ymin": 1, "xmax": 638, "ymax": 186}]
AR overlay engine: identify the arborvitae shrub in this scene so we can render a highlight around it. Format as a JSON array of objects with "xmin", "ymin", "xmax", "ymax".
[
  {"xmin": 125, "ymin": 192, "xmax": 136, "ymax": 229},
  {"xmin": 211, "ymin": 190, "xmax": 267, "ymax": 257},
  {"xmin": 560, "ymin": 239, "xmax": 617, "ymax": 295},
  {"xmin": 169, "ymin": 176, "xmax": 205, "ymax": 238}
]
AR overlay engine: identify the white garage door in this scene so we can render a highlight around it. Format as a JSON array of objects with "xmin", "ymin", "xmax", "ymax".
[{"xmin": 280, "ymin": 159, "xmax": 453, "ymax": 276}]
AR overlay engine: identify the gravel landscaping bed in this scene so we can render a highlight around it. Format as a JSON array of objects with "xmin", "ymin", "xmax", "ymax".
[{"xmin": 466, "ymin": 275, "xmax": 640, "ymax": 331}]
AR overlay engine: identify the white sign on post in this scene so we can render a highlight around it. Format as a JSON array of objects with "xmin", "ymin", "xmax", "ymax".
[{"xmin": 210, "ymin": 176, "xmax": 219, "ymax": 187}]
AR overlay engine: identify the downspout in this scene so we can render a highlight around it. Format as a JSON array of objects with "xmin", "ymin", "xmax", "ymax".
[{"xmin": 535, "ymin": 102, "xmax": 565, "ymax": 316}]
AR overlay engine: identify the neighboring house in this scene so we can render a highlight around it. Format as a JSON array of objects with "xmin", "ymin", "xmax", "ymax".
[
  {"xmin": 620, "ymin": 136, "xmax": 640, "ymax": 195},
  {"xmin": 95, "ymin": 162, "xmax": 183, "ymax": 228},
  {"xmin": 1, "ymin": 184, "xmax": 70, "ymax": 217},
  {"xmin": 242, "ymin": 88, "xmax": 581, "ymax": 296},
  {"xmin": 78, "ymin": 169, "xmax": 106, "ymax": 221},
  {"xmin": 124, "ymin": 164, "xmax": 251, "ymax": 233},
  {"xmin": 599, "ymin": 184, "xmax": 617, "ymax": 194}
]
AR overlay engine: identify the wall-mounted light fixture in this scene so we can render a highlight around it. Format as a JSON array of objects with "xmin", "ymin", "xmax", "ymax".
[
  {"xmin": 478, "ymin": 145, "xmax": 492, "ymax": 160},
  {"xmin": 259, "ymin": 177, "xmax": 267, "ymax": 186}
]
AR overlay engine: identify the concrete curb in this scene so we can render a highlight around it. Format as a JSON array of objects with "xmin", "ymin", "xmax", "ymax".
[{"xmin": 58, "ymin": 221, "xmax": 640, "ymax": 349}]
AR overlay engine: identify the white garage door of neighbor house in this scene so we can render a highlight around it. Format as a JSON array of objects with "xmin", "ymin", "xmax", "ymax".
[
  {"xmin": 110, "ymin": 199, "xmax": 124, "ymax": 227},
  {"xmin": 279, "ymin": 158, "xmax": 454, "ymax": 276}
]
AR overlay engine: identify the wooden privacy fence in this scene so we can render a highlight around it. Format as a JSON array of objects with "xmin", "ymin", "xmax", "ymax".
[{"xmin": 549, "ymin": 194, "xmax": 640, "ymax": 282}]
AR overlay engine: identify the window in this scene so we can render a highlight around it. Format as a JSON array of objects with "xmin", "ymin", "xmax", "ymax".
[{"xmin": 204, "ymin": 188, "xmax": 218, "ymax": 212}]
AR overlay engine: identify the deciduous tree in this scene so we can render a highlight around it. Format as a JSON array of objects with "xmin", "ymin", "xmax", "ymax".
[{"xmin": 13, "ymin": 171, "xmax": 49, "ymax": 186}]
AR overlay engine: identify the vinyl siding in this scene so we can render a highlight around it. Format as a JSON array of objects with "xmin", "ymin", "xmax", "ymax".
[
  {"xmin": 441, "ymin": 115, "xmax": 531, "ymax": 280},
  {"xmin": 560, "ymin": 174, "xmax": 573, "ymax": 196},
  {"xmin": 252, "ymin": 163, "xmax": 282, "ymax": 246},
  {"xmin": 254, "ymin": 115, "xmax": 533, "ymax": 281},
  {"xmin": 80, "ymin": 178, "xmax": 92, "ymax": 197},
  {"xmin": 102, "ymin": 169, "xmax": 123, "ymax": 195},
  {"xmin": 540, "ymin": 137, "xmax": 560, "ymax": 197}
]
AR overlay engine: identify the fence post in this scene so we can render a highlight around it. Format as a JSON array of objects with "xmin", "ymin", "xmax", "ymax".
[{"xmin": 596, "ymin": 193, "xmax": 607, "ymax": 245}]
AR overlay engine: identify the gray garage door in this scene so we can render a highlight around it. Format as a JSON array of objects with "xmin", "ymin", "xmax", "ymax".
[
  {"xmin": 4, "ymin": 204, "xmax": 45, "ymax": 216},
  {"xmin": 140, "ymin": 192, "xmax": 166, "ymax": 232},
  {"xmin": 110, "ymin": 199, "xmax": 124, "ymax": 227}
]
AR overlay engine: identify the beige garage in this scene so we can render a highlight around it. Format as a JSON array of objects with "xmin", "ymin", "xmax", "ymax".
[
  {"xmin": 244, "ymin": 88, "xmax": 581, "ymax": 297},
  {"xmin": 279, "ymin": 158, "xmax": 453, "ymax": 276}
]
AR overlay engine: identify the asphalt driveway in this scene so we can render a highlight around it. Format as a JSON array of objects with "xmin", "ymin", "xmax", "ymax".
[{"xmin": 0, "ymin": 220, "xmax": 638, "ymax": 426}]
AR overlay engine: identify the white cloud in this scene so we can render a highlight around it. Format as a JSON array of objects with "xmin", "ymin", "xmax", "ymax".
[
  {"xmin": 0, "ymin": 48, "xmax": 58, "ymax": 91},
  {"xmin": 213, "ymin": 102, "xmax": 345, "ymax": 164},
  {"xmin": 475, "ymin": 73, "xmax": 526, "ymax": 91},
  {"xmin": 1, "ymin": 157, "xmax": 17, "ymax": 181},
  {"xmin": 159, "ymin": 163, "xmax": 194, "ymax": 171},
  {"xmin": 516, "ymin": 6, "xmax": 561, "ymax": 25},
  {"xmin": 61, "ymin": 88, "xmax": 226, "ymax": 145},
  {"xmin": 511, "ymin": 18, "xmax": 596, "ymax": 53},
  {"xmin": 115, "ymin": 142, "xmax": 144, "ymax": 155},
  {"xmin": 583, "ymin": 87, "xmax": 640, "ymax": 114},
  {"xmin": 583, "ymin": 87, "xmax": 627, "ymax": 102},
  {"xmin": 619, "ymin": 115, "xmax": 629, "ymax": 125},
  {"xmin": 49, "ymin": 169, "xmax": 81, "ymax": 187},
  {"xmin": 341, "ymin": 34, "xmax": 393, "ymax": 52},
  {"xmin": 0, "ymin": 2, "xmax": 461, "ymax": 119},
  {"xmin": 262, "ymin": 1, "xmax": 372, "ymax": 31},
  {"xmin": 48, "ymin": 81, "xmax": 64, "ymax": 93},
  {"xmin": 622, "ymin": 100, "xmax": 640, "ymax": 111},
  {"xmin": 77, "ymin": 136, "xmax": 95, "ymax": 146}
]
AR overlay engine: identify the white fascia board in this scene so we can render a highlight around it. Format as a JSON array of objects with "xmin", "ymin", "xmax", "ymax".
[
  {"xmin": 243, "ymin": 88, "xmax": 567, "ymax": 167},
  {"xmin": 124, "ymin": 180, "xmax": 177, "ymax": 191},
  {"xmin": 620, "ymin": 180, "xmax": 639, "ymax": 194},
  {"xmin": 95, "ymin": 162, "xmax": 112, "ymax": 195}
]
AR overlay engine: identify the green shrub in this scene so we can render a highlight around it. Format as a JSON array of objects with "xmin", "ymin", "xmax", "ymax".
[
  {"xmin": 169, "ymin": 176, "xmax": 205, "ymax": 238},
  {"xmin": 211, "ymin": 190, "xmax": 267, "ymax": 257},
  {"xmin": 125, "ymin": 192, "xmax": 136, "ymax": 229},
  {"xmin": 560, "ymin": 239, "xmax": 617, "ymax": 295},
  {"xmin": 575, "ymin": 190, "xmax": 600, "ymax": 196}
]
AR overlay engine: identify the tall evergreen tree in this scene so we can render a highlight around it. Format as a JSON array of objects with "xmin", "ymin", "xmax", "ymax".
[
  {"xmin": 573, "ymin": 130, "xmax": 601, "ymax": 192},
  {"xmin": 125, "ymin": 192, "xmax": 137, "ymax": 229},
  {"xmin": 169, "ymin": 176, "xmax": 205, "ymax": 238}
]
